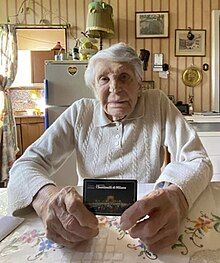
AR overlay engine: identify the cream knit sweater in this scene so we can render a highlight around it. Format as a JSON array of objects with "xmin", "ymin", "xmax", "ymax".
[{"xmin": 8, "ymin": 89, "xmax": 212, "ymax": 215}]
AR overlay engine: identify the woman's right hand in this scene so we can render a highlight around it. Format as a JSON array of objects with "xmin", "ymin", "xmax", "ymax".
[{"xmin": 32, "ymin": 185, "xmax": 99, "ymax": 247}]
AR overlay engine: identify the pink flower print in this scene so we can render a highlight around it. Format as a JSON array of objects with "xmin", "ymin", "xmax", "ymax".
[
  {"xmin": 20, "ymin": 230, "xmax": 38, "ymax": 243},
  {"xmin": 108, "ymin": 217, "xmax": 120, "ymax": 228},
  {"xmin": 112, "ymin": 220, "xmax": 120, "ymax": 227}
]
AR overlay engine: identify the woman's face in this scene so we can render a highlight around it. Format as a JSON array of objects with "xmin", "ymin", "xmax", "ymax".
[{"xmin": 93, "ymin": 60, "xmax": 141, "ymax": 121}]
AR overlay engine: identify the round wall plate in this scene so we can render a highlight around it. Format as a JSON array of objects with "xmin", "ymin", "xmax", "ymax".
[{"xmin": 182, "ymin": 66, "xmax": 202, "ymax": 87}]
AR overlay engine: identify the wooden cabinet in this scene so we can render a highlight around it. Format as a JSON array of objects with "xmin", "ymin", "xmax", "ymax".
[
  {"xmin": 16, "ymin": 116, "xmax": 45, "ymax": 157},
  {"xmin": 31, "ymin": 51, "xmax": 54, "ymax": 83}
]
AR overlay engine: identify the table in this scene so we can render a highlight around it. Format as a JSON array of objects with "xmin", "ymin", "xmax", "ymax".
[{"xmin": 0, "ymin": 183, "xmax": 220, "ymax": 262}]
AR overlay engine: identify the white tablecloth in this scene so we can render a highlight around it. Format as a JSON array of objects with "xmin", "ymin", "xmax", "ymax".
[{"xmin": 0, "ymin": 183, "xmax": 220, "ymax": 262}]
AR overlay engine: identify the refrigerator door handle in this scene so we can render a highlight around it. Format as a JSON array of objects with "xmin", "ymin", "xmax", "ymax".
[
  {"xmin": 44, "ymin": 79, "xmax": 49, "ymax": 129},
  {"xmin": 44, "ymin": 108, "xmax": 49, "ymax": 129},
  {"xmin": 44, "ymin": 79, "xmax": 49, "ymax": 105}
]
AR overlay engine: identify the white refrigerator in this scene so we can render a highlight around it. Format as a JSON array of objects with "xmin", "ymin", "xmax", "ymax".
[{"xmin": 44, "ymin": 60, "xmax": 94, "ymax": 186}]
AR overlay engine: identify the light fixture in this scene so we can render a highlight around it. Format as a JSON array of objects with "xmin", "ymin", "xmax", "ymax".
[{"xmin": 85, "ymin": 1, "xmax": 114, "ymax": 50}]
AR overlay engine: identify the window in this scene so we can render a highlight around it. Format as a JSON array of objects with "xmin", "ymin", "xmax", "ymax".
[{"xmin": 11, "ymin": 28, "xmax": 66, "ymax": 87}]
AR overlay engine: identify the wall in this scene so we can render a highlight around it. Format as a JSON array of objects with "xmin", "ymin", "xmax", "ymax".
[{"xmin": 0, "ymin": 0, "xmax": 219, "ymax": 112}]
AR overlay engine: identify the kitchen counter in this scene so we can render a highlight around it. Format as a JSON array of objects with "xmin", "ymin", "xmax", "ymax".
[
  {"xmin": 197, "ymin": 131, "xmax": 220, "ymax": 136},
  {"xmin": 14, "ymin": 114, "xmax": 44, "ymax": 118},
  {"xmin": 14, "ymin": 110, "xmax": 44, "ymax": 119},
  {"xmin": 185, "ymin": 114, "xmax": 220, "ymax": 123},
  {"xmin": 184, "ymin": 114, "xmax": 220, "ymax": 133}
]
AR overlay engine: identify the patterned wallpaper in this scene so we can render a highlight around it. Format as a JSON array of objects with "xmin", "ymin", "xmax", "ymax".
[{"xmin": 1, "ymin": 0, "xmax": 219, "ymax": 112}]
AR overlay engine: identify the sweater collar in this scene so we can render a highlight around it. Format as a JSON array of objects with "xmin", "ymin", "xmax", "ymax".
[{"xmin": 93, "ymin": 95, "xmax": 145, "ymax": 127}]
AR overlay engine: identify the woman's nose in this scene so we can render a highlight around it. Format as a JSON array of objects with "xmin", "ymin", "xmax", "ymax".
[{"xmin": 109, "ymin": 79, "xmax": 122, "ymax": 93}]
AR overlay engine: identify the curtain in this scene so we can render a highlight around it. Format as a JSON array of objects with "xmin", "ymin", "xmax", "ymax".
[{"xmin": 0, "ymin": 24, "xmax": 18, "ymax": 185}]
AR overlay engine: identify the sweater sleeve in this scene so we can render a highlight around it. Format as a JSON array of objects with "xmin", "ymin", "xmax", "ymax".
[
  {"xmin": 154, "ymin": 91, "xmax": 213, "ymax": 209},
  {"xmin": 7, "ymin": 104, "xmax": 77, "ymax": 216}
]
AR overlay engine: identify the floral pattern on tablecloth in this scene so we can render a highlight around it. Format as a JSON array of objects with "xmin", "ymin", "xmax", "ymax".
[
  {"xmin": 172, "ymin": 211, "xmax": 220, "ymax": 255},
  {"xmin": 1, "ymin": 182, "xmax": 220, "ymax": 263},
  {"xmin": 99, "ymin": 216, "xmax": 158, "ymax": 261},
  {"xmin": 1, "ymin": 212, "xmax": 220, "ymax": 262},
  {"xmin": 0, "ymin": 212, "xmax": 220, "ymax": 262},
  {"xmin": 0, "ymin": 229, "xmax": 63, "ymax": 261},
  {"xmin": 0, "ymin": 216, "xmax": 158, "ymax": 262}
]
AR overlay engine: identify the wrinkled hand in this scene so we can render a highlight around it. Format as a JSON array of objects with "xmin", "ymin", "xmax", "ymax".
[
  {"xmin": 120, "ymin": 184, "xmax": 188, "ymax": 252},
  {"xmin": 32, "ymin": 185, "xmax": 99, "ymax": 247}
]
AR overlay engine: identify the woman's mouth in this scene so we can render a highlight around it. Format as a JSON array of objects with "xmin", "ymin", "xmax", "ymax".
[
  {"xmin": 108, "ymin": 99, "xmax": 127, "ymax": 104},
  {"xmin": 108, "ymin": 100, "xmax": 128, "ymax": 108}
]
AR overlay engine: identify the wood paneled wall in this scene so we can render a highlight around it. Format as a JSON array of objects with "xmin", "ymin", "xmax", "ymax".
[{"xmin": 1, "ymin": 0, "xmax": 219, "ymax": 112}]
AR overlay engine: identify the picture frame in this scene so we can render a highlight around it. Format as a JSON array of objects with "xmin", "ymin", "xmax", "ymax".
[
  {"xmin": 135, "ymin": 11, "xmax": 169, "ymax": 38},
  {"xmin": 175, "ymin": 29, "xmax": 206, "ymax": 56},
  {"xmin": 142, "ymin": 80, "xmax": 155, "ymax": 92}
]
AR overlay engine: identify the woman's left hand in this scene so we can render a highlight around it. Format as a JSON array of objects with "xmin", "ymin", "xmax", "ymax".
[{"xmin": 120, "ymin": 184, "xmax": 188, "ymax": 252}]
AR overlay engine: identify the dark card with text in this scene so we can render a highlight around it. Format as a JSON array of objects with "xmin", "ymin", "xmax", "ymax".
[{"xmin": 83, "ymin": 179, "xmax": 137, "ymax": 216}]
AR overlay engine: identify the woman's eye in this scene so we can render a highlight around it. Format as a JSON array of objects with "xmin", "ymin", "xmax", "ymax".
[
  {"xmin": 119, "ymin": 73, "xmax": 130, "ymax": 82},
  {"xmin": 98, "ymin": 76, "xmax": 109, "ymax": 84}
]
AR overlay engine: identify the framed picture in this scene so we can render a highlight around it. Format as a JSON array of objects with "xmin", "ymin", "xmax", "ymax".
[
  {"xmin": 135, "ymin": 11, "xmax": 169, "ymax": 38},
  {"xmin": 175, "ymin": 29, "xmax": 206, "ymax": 56},
  {"xmin": 142, "ymin": 80, "xmax": 155, "ymax": 92}
]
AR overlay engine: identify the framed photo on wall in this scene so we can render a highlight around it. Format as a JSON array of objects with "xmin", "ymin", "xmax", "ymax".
[
  {"xmin": 135, "ymin": 11, "xmax": 169, "ymax": 38},
  {"xmin": 175, "ymin": 29, "xmax": 206, "ymax": 56}
]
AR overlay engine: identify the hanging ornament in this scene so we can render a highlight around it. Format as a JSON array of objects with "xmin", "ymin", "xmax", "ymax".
[{"xmin": 182, "ymin": 65, "xmax": 202, "ymax": 87}]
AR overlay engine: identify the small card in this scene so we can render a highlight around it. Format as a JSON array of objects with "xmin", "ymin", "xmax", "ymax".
[
  {"xmin": 0, "ymin": 215, "xmax": 24, "ymax": 241},
  {"xmin": 83, "ymin": 179, "xmax": 137, "ymax": 216}
]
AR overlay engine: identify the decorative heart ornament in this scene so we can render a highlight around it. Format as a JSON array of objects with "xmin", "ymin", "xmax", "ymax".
[{"xmin": 68, "ymin": 66, "xmax": 78, "ymax": 75}]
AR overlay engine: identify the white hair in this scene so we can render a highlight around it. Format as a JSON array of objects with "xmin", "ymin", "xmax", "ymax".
[{"xmin": 84, "ymin": 43, "xmax": 143, "ymax": 89}]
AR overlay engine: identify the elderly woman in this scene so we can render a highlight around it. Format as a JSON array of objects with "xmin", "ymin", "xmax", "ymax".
[{"xmin": 8, "ymin": 43, "xmax": 212, "ymax": 252}]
